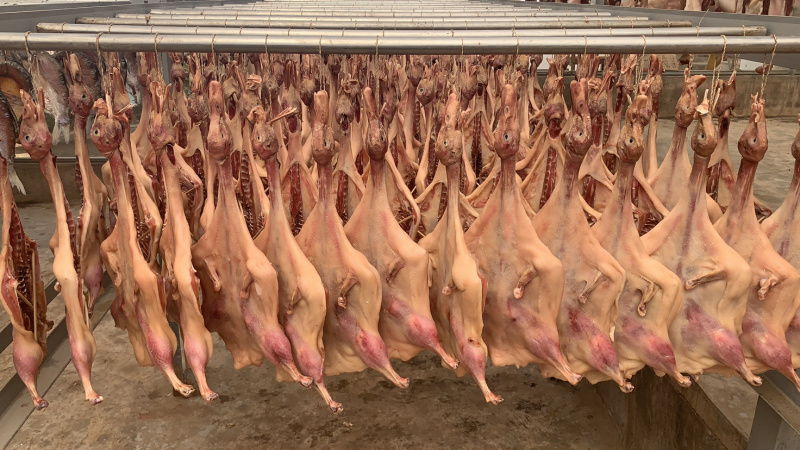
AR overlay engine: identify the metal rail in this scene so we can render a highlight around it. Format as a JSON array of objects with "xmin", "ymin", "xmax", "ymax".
[
  {"xmin": 0, "ymin": 0, "xmax": 257, "ymax": 33},
  {"xmin": 531, "ymin": 1, "xmax": 800, "ymax": 70},
  {"xmin": 104, "ymin": 14, "xmax": 649, "ymax": 23},
  {"xmin": 132, "ymin": 8, "xmax": 610, "ymax": 15},
  {"xmin": 76, "ymin": 17, "xmax": 687, "ymax": 29},
  {"xmin": 3, "ymin": 32, "xmax": 799, "ymax": 55},
  {"xmin": 37, "ymin": 22, "xmax": 768, "ymax": 38},
  {"xmin": 749, "ymin": 372, "xmax": 800, "ymax": 449},
  {"xmin": 120, "ymin": 12, "xmax": 617, "ymax": 19},
  {"xmin": 147, "ymin": 9, "xmax": 590, "ymax": 15},
  {"xmin": 121, "ymin": 9, "xmax": 609, "ymax": 15}
]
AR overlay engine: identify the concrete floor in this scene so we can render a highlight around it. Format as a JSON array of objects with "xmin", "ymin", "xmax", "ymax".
[
  {"xmin": 3, "ymin": 114, "xmax": 800, "ymax": 448},
  {"xmin": 9, "ymin": 336, "xmax": 622, "ymax": 449}
]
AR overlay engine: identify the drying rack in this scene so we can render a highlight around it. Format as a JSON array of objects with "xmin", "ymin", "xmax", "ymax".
[{"xmin": 0, "ymin": 0, "xmax": 798, "ymax": 448}]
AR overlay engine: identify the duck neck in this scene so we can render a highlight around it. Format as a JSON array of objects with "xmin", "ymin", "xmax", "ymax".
[
  {"xmin": 687, "ymin": 153, "xmax": 711, "ymax": 213},
  {"xmin": 727, "ymin": 158, "xmax": 758, "ymax": 219},
  {"xmin": 318, "ymin": 161, "xmax": 333, "ymax": 207}
]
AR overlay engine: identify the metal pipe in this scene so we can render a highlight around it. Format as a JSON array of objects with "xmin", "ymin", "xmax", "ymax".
[
  {"xmin": 160, "ymin": 1, "xmax": 544, "ymax": 7},
  {"xmin": 192, "ymin": 1, "xmax": 502, "ymax": 3},
  {"xmin": 37, "ymin": 23, "xmax": 767, "ymax": 38},
  {"xmin": 166, "ymin": 7, "xmax": 532, "ymax": 13},
  {"xmin": 195, "ymin": 0, "xmax": 508, "ymax": 3},
  {"xmin": 113, "ymin": 13, "xmax": 634, "ymax": 22},
  {"xmin": 172, "ymin": 1, "xmax": 520, "ymax": 6},
  {"xmin": 76, "ymin": 17, "xmax": 685, "ymax": 30},
  {"xmin": 105, "ymin": 15, "xmax": 645, "ymax": 23},
  {"xmin": 121, "ymin": 11, "xmax": 614, "ymax": 19},
  {"xmin": 149, "ymin": 7, "xmax": 555, "ymax": 13},
  {"xmin": 204, "ymin": 1, "xmax": 503, "ymax": 4},
  {"xmin": 2, "ymin": 32, "xmax": 798, "ymax": 55},
  {"xmin": 144, "ymin": 4, "xmax": 584, "ymax": 12},
  {"xmin": 186, "ymin": 1, "xmax": 521, "ymax": 5},
  {"xmin": 153, "ymin": 3, "xmax": 551, "ymax": 8},
  {"xmin": 125, "ymin": 10, "xmax": 611, "ymax": 17}
]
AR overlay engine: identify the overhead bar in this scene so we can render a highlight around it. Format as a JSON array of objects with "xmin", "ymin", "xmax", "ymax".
[
  {"xmin": 182, "ymin": 0, "xmax": 535, "ymax": 5},
  {"xmin": 37, "ymin": 23, "xmax": 767, "ymax": 38},
  {"xmin": 148, "ymin": 7, "xmax": 561, "ymax": 13},
  {"xmin": 163, "ymin": 1, "xmax": 530, "ymax": 7},
  {"xmin": 112, "ymin": 13, "xmax": 640, "ymax": 22},
  {"xmin": 76, "ymin": 17, "xmax": 686, "ymax": 30},
  {"xmin": 120, "ymin": 12, "xmax": 615, "ymax": 19},
  {"xmin": 1, "ymin": 32, "xmax": 796, "ymax": 55},
  {"xmin": 123, "ymin": 11, "xmax": 613, "ymax": 18}
]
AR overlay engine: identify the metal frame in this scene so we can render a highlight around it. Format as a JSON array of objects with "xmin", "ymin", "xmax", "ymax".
[
  {"xmin": 76, "ymin": 16, "xmax": 671, "ymax": 29},
  {"xmin": 36, "ymin": 23, "xmax": 769, "ymax": 38},
  {"xmin": 8, "ymin": 32, "xmax": 800, "ymax": 54},
  {"xmin": 530, "ymin": 2, "xmax": 800, "ymax": 70},
  {"xmin": 0, "ymin": 0, "xmax": 256, "ymax": 33},
  {"xmin": 749, "ymin": 372, "xmax": 800, "ymax": 449}
]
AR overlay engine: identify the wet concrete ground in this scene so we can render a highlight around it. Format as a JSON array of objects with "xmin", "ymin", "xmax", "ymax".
[{"xmin": 3, "ymin": 115, "xmax": 799, "ymax": 448}]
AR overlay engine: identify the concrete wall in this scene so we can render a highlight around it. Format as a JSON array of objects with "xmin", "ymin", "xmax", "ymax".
[
  {"xmin": 657, "ymin": 74, "xmax": 800, "ymax": 119},
  {"xmin": 12, "ymin": 159, "xmax": 105, "ymax": 205},
  {"xmin": 555, "ymin": 72, "xmax": 800, "ymax": 118},
  {"xmin": 595, "ymin": 369, "xmax": 748, "ymax": 450}
]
